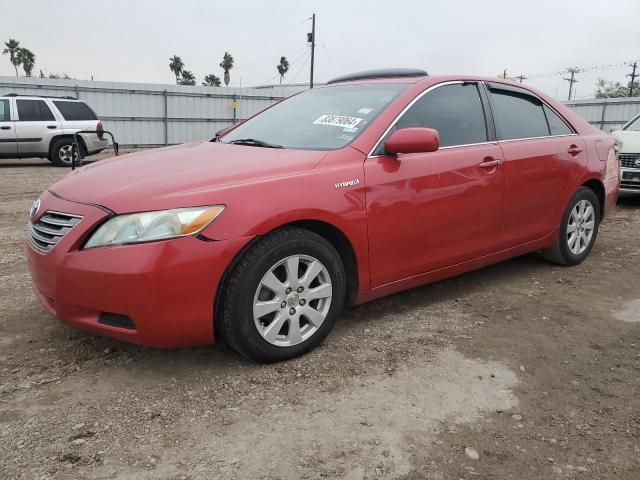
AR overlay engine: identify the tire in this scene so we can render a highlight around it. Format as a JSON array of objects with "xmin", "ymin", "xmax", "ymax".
[
  {"xmin": 542, "ymin": 187, "xmax": 600, "ymax": 266},
  {"xmin": 50, "ymin": 138, "xmax": 80, "ymax": 167},
  {"xmin": 219, "ymin": 227, "xmax": 346, "ymax": 362}
]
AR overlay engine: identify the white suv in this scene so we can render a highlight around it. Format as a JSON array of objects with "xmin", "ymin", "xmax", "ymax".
[
  {"xmin": 0, "ymin": 94, "xmax": 108, "ymax": 166},
  {"xmin": 611, "ymin": 113, "xmax": 640, "ymax": 194}
]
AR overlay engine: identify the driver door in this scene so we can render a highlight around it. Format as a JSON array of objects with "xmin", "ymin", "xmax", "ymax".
[{"xmin": 365, "ymin": 82, "xmax": 505, "ymax": 286}]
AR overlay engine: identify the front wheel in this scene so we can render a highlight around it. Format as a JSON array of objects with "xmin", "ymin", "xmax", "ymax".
[
  {"xmin": 219, "ymin": 227, "xmax": 346, "ymax": 362},
  {"xmin": 542, "ymin": 187, "xmax": 600, "ymax": 266}
]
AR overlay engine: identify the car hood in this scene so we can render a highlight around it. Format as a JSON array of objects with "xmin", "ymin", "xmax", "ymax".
[
  {"xmin": 49, "ymin": 141, "xmax": 328, "ymax": 213},
  {"xmin": 611, "ymin": 130, "xmax": 640, "ymax": 153}
]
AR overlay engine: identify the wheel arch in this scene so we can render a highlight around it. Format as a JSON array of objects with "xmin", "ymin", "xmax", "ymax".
[
  {"xmin": 213, "ymin": 219, "xmax": 360, "ymax": 339},
  {"xmin": 48, "ymin": 134, "xmax": 86, "ymax": 159},
  {"xmin": 581, "ymin": 178, "xmax": 605, "ymax": 221}
]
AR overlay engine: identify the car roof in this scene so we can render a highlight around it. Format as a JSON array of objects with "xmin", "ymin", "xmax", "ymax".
[{"xmin": 0, "ymin": 93, "xmax": 80, "ymax": 101}]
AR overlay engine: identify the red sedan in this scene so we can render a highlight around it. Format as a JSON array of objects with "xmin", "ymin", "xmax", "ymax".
[{"xmin": 25, "ymin": 69, "xmax": 620, "ymax": 362}]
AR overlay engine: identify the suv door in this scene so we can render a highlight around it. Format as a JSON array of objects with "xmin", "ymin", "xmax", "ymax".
[
  {"xmin": 0, "ymin": 98, "xmax": 16, "ymax": 157},
  {"xmin": 365, "ymin": 81, "xmax": 505, "ymax": 286},
  {"xmin": 14, "ymin": 99, "xmax": 61, "ymax": 156},
  {"xmin": 486, "ymin": 83, "xmax": 586, "ymax": 248}
]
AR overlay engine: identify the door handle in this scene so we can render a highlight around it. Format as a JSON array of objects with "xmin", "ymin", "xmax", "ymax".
[
  {"xmin": 567, "ymin": 145, "xmax": 582, "ymax": 155},
  {"xmin": 0, "ymin": 126, "xmax": 10, "ymax": 130},
  {"xmin": 47, "ymin": 125, "xmax": 57, "ymax": 129},
  {"xmin": 479, "ymin": 158, "xmax": 502, "ymax": 169}
]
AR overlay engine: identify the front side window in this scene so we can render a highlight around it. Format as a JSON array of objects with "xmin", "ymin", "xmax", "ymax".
[
  {"xmin": 378, "ymin": 83, "xmax": 487, "ymax": 152},
  {"xmin": 222, "ymin": 83, "xmax": 407, "ymax": 150},
  {"xmin": 16, "ymin": 99, "xmax": 55, "ymax": 122},
  {"xmin": 53, "ymin": 101, "xmax": 97, "ymax": 121},
  {"xmin": 543, "ymin": 105, "xmax": 573, "ymax": 135},
  {"xmin": 0, "ymin": 99, "xmax": 9, "ymax": 122},
  {"xmin": 489, "ymin": 89, "xmax": 549, "ymax": 140},
  {"xmin": 624, "ymin": 115, "xmax": 640, "ymax": 132}
]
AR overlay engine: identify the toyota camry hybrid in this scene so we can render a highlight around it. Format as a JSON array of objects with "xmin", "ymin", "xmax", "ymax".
[{"xmin": 25, "ymin": 69, "xmax": 620, "ymax": 362}]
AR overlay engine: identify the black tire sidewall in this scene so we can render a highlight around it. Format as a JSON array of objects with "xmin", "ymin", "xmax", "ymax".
[
  {"xmin": 224, "ymin": 231, "xmax": 346, "ymax": 362},
  {"xmin": 51, "ymin": 138, "xmax": 74, "ymax": 167},
  {"xmin": 557, "ymin": 188, "xmax": 600, "ymax": 265}
]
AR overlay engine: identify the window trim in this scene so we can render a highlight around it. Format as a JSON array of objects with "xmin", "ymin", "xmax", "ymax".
[
  {"xmin": 368, "ymin": 80, "xmax": 493, "ymax": 157},
  {"xmin": 15, "ymin": 98, "xmax": 56, "ymax": 122}
]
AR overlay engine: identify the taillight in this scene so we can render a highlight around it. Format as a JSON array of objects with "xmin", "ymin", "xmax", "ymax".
[{"xmin": 96, "ymin": 121, "xmax": 104, "ymax": 140}]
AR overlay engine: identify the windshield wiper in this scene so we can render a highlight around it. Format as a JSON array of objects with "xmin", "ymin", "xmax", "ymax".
[{"xmin": 226, "ymin": 138, "xmax": 284, "ymax": 149}]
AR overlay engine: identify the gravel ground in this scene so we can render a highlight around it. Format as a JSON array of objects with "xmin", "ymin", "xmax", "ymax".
[{"xmin": 1, "ymin": 154, "xmax": 639, "ymax": 479}]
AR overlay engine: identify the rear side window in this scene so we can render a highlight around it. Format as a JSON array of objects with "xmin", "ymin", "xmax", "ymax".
[
  {"xmin": 388, "ymin": 83, "xmax": 487, "ymax": 149},
  {"xmin": 53, "ymin": 101, "xmax": 98, "ymax": 121},
  {"xmin": 16, "ymin": 99, "xmax": 55, "ymax": 121},
  {"xmin": 489, "ymin": 90, "xmax": 549, "ymax": 140},
  {"xmin": 0, "ymin": 99, "xmax": 9, "ymax": 121},
  {"xmin": 543, "ymin": 105, "xmax": 573, "ymax": 135}
]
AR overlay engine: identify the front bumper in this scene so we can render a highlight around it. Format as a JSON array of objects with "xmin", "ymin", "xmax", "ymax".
[
  {"xmin": 25, "ymin": 191, "xmax": 252, "ymax": 348},
  {"xmin": 620, "ymin": 167, "xmax": 640, "ymax": 194}
]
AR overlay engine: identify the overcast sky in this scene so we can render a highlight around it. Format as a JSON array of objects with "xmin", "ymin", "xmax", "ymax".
[{"xmin": 1, "ymin": 0, "xmax": 639, "ymax": 99}]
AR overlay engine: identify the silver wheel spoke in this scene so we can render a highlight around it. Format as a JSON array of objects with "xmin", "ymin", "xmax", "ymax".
[
  {"xmin": 583, "ymin": 220, "xmax": 594, "ymax": 230},
  {"xmin": 263, "ymin": 312, "xmax": 287, "ymax": 343},
  {"xmin": 262, "ymin": 271, "xmax": 286, "ymax": 296},
  {"xmin": 287, "ymin": 315, "xmax": 303, "ymax": 344},
  {"xmin": 302, "ymin": 306, "xmax": 325, "ymax": 327},
  {"xmin": 301, "ymin": 260, "xmax": 323, "ymax": 288},
  {"xmin": 567, "ymin": 224, "xmax": 577, "ymax": 234},
  {"xmin": 285, "ymin": 256, "xmax": 300, "ymax": 287},
  {"xmin": 584, "ymin": 205, "xmax": 594, "ymax": 221},
  {"xmin": 307, "ymin": 283, "xmax": 332, "ymax": 300},
  {"xmin": 254, "ymin": 299, "xmax": 282, "ymax": 318}
]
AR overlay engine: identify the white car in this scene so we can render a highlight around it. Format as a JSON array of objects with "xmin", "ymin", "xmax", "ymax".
[
  {"xmin": 0, "ymin": 94, "xmax": 108, "ymax": 166},
  {"xmin": 611, "ymin": 113, "xmax": 640, "ymax": 194}
]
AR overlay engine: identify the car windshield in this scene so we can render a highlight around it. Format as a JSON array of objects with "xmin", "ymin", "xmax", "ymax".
[
  {"xmin": 222, "ymin": 83, "xmax": 407, "ymax": 150},
  {"xmin": 624, "ymin": 115, "xmax": 640, "ymax": 131}
]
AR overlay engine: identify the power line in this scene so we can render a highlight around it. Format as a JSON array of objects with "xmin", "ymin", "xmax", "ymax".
[{"xmin": 289, "ymin": 51, "xmax": 312, "ymax": 84}]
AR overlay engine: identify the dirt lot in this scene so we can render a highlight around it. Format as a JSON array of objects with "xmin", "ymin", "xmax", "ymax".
[{"xmin": 1, "ymin": 155, "xmax": 639, "ymax": 480}]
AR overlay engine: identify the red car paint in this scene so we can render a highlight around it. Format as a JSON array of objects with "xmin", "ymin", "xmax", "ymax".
[{"xmin": 25, "ymin": 75, "xmax": 620, "ymax": 347}]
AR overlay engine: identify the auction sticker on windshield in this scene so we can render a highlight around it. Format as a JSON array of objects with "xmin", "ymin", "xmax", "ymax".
[{"xmin": 313, "ymin": 114, "xmax": 363, "ymax": 128}]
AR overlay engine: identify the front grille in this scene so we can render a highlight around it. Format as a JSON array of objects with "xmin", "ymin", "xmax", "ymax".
[
  {"xmin": 620, "ymin": 154, "xmax": 640, "ymax": 169},
  {"xmin": 28, "ymin": 211, "xmax": 82, "ymax": 252}
]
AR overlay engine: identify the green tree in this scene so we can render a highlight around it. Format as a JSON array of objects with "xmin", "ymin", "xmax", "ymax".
[
  {"xmin": 169, "ymin": 55, "xmax": 184, "ymax": 85},
  {"xmin": 595, "ymin": 78, "xmax": 640, "ymax": 98},
  {"xmin": 2, "ymin": 38, "xmax": 21, "ymax": 76},
  {"xmin": 277, "ymin": 56, "xmax": 290, "ymax": 84},
  {"xmin": 220, "ymin": 52, "xmax": 234, "ymax": 86},
  {"xmin": 17, "ymin": 48, "xmax": 35, "ymax": 77},
  {"xmin": 179, "ymin": 70, "xmax": 196, "ymax": 86},
  {"xmin": 202, "ymin": 74, "xmax": 221, "ymax": 87}
]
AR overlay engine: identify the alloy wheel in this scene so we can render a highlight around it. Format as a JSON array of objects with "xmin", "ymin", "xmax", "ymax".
[{"xmin": 567, "ymin": 199, "xmax": 595, "ymax": 255}]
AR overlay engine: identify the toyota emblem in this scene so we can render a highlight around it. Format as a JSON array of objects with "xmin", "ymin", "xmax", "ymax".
[
  {"xmin": 30, "ymin": 198, "xmax": 41, "ymax": 219},
  {"xmin": 635, "ymin": 158, "xmax": 640, "ymax": 167}
]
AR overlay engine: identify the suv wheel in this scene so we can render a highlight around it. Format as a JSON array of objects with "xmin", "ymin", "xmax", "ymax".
[
  {"xmin": 542, "ymin": 187, "xmax": 600, "ymax": 266},
  {"xmin": 50, "ymin": 138, "xmax": 78, "ymax": 167},
  {"xmin": 219, "ymin": 227, "xmax": 346, "ymax": 362}
]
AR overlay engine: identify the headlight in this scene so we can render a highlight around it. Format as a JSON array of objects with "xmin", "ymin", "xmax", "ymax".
[{"xmin": 84, "ymin": 205, "xmax": 225, "ymax": 248}]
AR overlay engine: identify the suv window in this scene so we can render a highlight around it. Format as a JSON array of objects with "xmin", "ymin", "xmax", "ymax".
[
  {"xmin": 543, "ymin": 105, "xmax": 573, "ymax": 135},
  {"xmin": 16, "ymin": 99, "xmax": 55, "ymax": 121},
  {"xmin": 53, "ymin": 101, "xmax": 98, "ymax": 121},
  {"xmin": 623, "ymin": 114, "xmax": 640, "ymax": 132},
  {"xmin": 489, "ymin": 89, "xmax": 550, "ymax": 140},
  {"xmin": 0, "ymin": 99, "xmax": 9, "ymax": 121},
  {"xmin": 382, "ymin": 83, "xmax": 487, "ymax": 150}
]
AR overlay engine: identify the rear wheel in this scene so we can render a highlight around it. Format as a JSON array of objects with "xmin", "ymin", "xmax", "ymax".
[
  {"xmin": 50, "ymin": 138, "xmax": 81, "ymax": 167},
  {"xmin": 542, "ymin": 187, "xmax": 600, "ymax": 266},
  {"xmin": 219, "ymin": 227, "xmax": 346, "ymax": 362}
]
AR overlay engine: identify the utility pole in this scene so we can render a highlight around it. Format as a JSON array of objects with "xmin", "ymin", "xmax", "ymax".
[
  {"xmin": 563, "ymin": 67, "xmax": 580, "ymax": 101},
  {"xmin": 502, "ymin": 69, "xmax": 507, "ymax": 79},
  {"xmin": 308, "ymin": 13, "xmax": 316, "ymax": 88},
  {"xmin": 628, "ymin": 61, "xmax": 638, "ymax": 97},
  {"xmin": 515, "ymin": 74, "xmax": 527, "ymax": 83}
]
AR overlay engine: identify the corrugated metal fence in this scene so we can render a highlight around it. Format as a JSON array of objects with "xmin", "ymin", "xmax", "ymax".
[
  {"xmin": 3, "ymin": 76, "xmax": 639, "ymax": 146},
  {"xmin": 563, "ymin": 97, "xmax": 640, "ymax": 133},
  {"xmin": 0, "ymin": 76, "xmax": 302, "ymax": 147}
]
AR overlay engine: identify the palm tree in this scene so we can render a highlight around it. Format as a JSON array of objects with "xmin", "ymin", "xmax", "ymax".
[
  {"xmin": 277, "ymin": 56, "xmax": 290, "ymax": 84},
  {"xmin": 169, "ymin": 55, "xmax": 184, "ymax": 85},
  {"xmin": 179, "ymin": 70, "xmax": 196, "ymax": 86},
  {"xmin": 219, "ymin": 52, "xmax": 234, "ymax": 86},
  {"xmin": 17, "ymin": 48, "xmax": 35, "ymax": 77},
  {"xmin": 202, "ymin": 74, "xmax": 221, "ymax": 87},
  {"xmin": 3, "ymin": 39, "xmax": 21, "ymax": 76}
]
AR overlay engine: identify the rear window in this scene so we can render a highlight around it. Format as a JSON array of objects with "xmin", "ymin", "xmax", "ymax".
[
  {"xmin": 0, "ymin": 99, "xmax": 9, "ymax": 121},
  {"xmin": 489, "ymin": 89, "xmax": 549, "ymax": 140},
  {"xmin": 16, "ymin": 99, "xmax": 55, "ymax": 121},
  {"xmin": 543, "ymin": 105, "xmax": 573, "ymax": 136},
  {"xmin": 53, "ymin": 101, "xmax": 98, "ymax": 121}
]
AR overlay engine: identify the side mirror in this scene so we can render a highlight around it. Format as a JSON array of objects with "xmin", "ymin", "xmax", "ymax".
[{"xmin": 384, "ymin": 127, "xmax": 440, "ymax": 155}]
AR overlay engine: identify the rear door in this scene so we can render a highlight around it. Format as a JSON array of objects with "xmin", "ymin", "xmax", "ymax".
[
  {"xmin": 486, "ymin": 83, "xmax": 586, "ymax": 248},
  {"xmin": 14, "ymin": 98, "xmax": 61, "ymax": 156},
  {"xmin": 365, "ymin": 81, "xmax": 505, "ymax": 286},
  {"xmin": 0, "ymin": 98, "xmax": 17, "ymax": 156}
]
